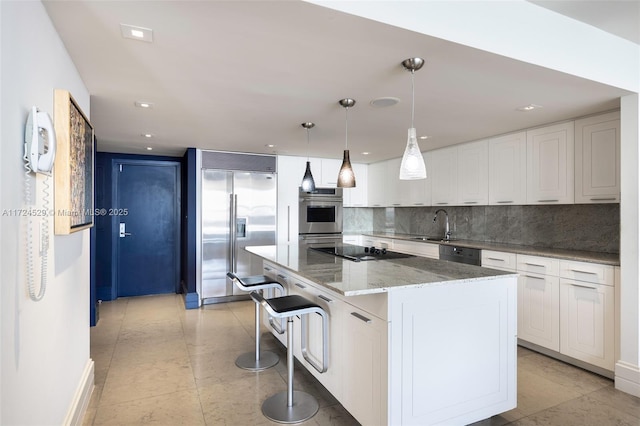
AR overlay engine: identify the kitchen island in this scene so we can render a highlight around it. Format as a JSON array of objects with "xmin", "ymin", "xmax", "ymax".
[{"xmin": 246, "ymin": 243, "xmax": 518, "ymax": 426}]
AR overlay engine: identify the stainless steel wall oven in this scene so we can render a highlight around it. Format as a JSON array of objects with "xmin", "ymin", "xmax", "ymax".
[{"xmin": 298, "ymin": 187, "xmax": 343, "ymax": 239}]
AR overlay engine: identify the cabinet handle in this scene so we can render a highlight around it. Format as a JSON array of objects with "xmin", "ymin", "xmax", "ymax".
[
  {"xmin": 570, "ymin": 269, "xmax": 598, "ymax": 275},
  {"xmin": 294, "ymin": 282, "xmax": 306, "ymax": 289},
  {"xmin": 538, "ymin": 199, "xmax": 559, "ymax": 203},
  {"xmin": 569, "ymin": 283, "xmax": 597, "ymax": 290},
  {"xmin": 350, "ymin": 312, "xmax": 372, "ymax": 323},
  {"xmin": 590, "ymin": 197, "xmax": 616, "ymax": 201},
  {"xmin": 436, "ymin": 202, "xmax": 448, "ymax": 205},
  {"xmin": 277, "ymin": 274, "xmax": 287, "ymax": 280},
  {"xmin": 488, "ymin": 257, "xmax": 505, "ymax": 261},
  {"xmin": 287, "ymin": 205, "xmax": 291, "ymax": 242},
  {"xmin": 413, "ymin": 203, "xmax": 424, "ymax": 205},
  {"xmin": 496, "ymin": 200, "xmax": 513, "ymax": 204},
  {"xmin": 524, "ymin": 275, "xmax": 545, "ymax": 280},
  {"xmin": 392, "ymin": 203, "xmax": 401, "ymax": 206},
  {"xmin": 524, "ymin": 262, "xmax": 545, "ymax": 268},
  {"xmin": 318, "ymin": 294, "xmax": 333, "ymax": 303},
  {"xmin": 264, "ymin": 266, "xmax": 272, "ymax": 272},
  {"xmin": 464, "ymin": 201, "xmax": 478, "ymax": 204}
]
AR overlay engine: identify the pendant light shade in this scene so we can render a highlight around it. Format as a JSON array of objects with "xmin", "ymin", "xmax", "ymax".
[
  {"xmin": 337, "ymin": 98, "xmax": 356, "ymax": 188},
  {"xmin": 300, "ymin": 122, "xmax": 316, "ymax": 192},
  {"xmin": 399, "ymin": 58, "xmax": 427, "ymax": 180}
]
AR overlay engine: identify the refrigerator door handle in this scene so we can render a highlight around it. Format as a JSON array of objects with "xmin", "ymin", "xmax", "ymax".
[
  {"xmin": 232, "ymin": 194, "xmax": 238, "ymax": 272},
  {"xmin": 228, "ymin": 193, "xmax": 235, "ymax": 273}
]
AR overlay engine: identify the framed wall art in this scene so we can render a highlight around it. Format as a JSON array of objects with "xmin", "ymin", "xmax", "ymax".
[{"xmin": 53, "ymin": 89, "xmax": 94, "ymax": 234}]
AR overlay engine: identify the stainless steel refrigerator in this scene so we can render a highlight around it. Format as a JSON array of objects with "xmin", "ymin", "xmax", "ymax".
[{"xmin": 200, "ymin": 155, "xmax": 276, "ymax": 304}]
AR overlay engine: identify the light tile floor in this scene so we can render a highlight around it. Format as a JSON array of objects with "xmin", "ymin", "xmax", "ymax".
[{"xmin": 83, "ymin": 294, "xmax": 640, "ymax": 426}]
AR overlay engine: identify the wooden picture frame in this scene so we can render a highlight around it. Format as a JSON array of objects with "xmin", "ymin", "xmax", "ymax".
[{"xmin": 54, "ymin": 89, "xmax": 94, "ymax": 234}]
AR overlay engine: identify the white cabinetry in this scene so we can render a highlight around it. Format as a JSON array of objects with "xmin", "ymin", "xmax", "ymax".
[
  {"xmin": 488, "ymin": 132, "xmax": 527, "ymax": 205},
  {"xmin": 482, "ymin": 250, "xmax": 517, "ymax": 271},
  {"xmin": 526, "ymin": 122, "xmax": 575, "ymax": 204},
  {"xmin": 367, "ymin": 162, "xmax": 386, "ymax": 207},
  {"xmin": 491, "ymin": 250, "xmax": 617, "ymax": 374},
  {"xmin": 343, "ymin": 163, "xmax": 368, "ymax": 207},
  {"xmin": 574, "ymin": 111, "xmax": 620, "ymax": 203},
  {"xmin": 392, "ymin": 240, "xmax": 439, "ymax": 259},
  {"xmin": 457, "ymin": 139, "xmax": 489, "ymax": 205},
  {"xmin": 319, "ymin": 157, "xmax": 342, "ymax": 187},
  {"xmin": 559, "ymin": 260, "xmax": 615, "ymax": 370},
  {"xmin": 342, "ymin": 304, "xmax": 387, "ymax": 426},
  {"xmin": 431, "ymin": 146, "xmax": 458, "ymax": 206},
  {"xmin": 385, "ymin": 158, "xmax": 403, "ymax": 207},
  {"xmin": 516, "ymin": 255, "xmax": 560, "ymax": 351},
  {"xmin": 277, "ymin": 156, "xmax": 303, "ymax": 244}
]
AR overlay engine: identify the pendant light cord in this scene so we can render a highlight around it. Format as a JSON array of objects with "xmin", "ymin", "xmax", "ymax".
[
  {"xmin": 345, "ymin": 107, "xmax": 349, "ymax": 150},
  {"xmin": 306, "ymin": 127, "xmax": 310, "ymax": 160},
  {"xmin": 411, "ymin": 69, "xmax": 415, "ymax": 128}
]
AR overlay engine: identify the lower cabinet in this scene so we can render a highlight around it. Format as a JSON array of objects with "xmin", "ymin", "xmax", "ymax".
[
  {"xmin": 518, "ymin": 273, "xmax": 560, "ymax": 351},
  {"xmin": 483, "ymin": 251, "xmax": 617, "ymax": 373},
  {"xmin": 342, "ymin": 304, "xmax": 387, "ymax": 426}
]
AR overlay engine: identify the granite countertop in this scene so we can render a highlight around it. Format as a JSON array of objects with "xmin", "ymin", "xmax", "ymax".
[
  {"xmin": 361, "ymin": 232, "xmax": 620, "ymax": 266},
  {"xmin": 246, "ymin": 244, "xmax": 516, "ymax": 296}
]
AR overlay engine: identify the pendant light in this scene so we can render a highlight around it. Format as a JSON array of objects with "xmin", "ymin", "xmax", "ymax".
[
  {"xmin": 399, "ymin": 57, "xmax": 427, "ymax": 180},
  {"xmin": 337, "ymin": 98, "xmax": 356, "ymax": 188},
  {"xmin": 300, "ymin": 122, "xmax": 316, "ymax": 192}
]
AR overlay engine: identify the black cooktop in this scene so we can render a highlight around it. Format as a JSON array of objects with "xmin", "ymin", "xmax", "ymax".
[{"xmin": 310, "ymin": 245, "xmax": 414, "ymax": 262}]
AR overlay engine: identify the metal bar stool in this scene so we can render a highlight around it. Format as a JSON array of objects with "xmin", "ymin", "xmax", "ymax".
[
  {"xmin": 227, "ymin": 272, "xmax": 285, "ymax": 371},
  {"xmin": 251, "ymin": 291, "xmax": 328, "ymax": 424}
]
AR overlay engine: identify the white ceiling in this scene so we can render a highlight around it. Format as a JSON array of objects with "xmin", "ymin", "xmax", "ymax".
[{"xmin": 42, "ymin": 1, "xmax": 638, "ymax": 164}]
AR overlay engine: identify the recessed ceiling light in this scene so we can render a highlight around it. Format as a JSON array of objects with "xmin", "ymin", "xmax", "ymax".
[
  {"xmin": 265, "ymin": 144, "xmax": 275, "ymax": 148},
  {"xmin": 135, "ymin": 101, "xmax": 153, "ymax": 108},
  {"xmin": 146, "ymin": 147, "xmax": 153, "ymax": 151},
  {"xmin": 419, "ymin": 135, "xmax": 430, "ymax": 140},
  {"xmin": 370, "ymin": 97, "xmax": 400, "ymax": 108},
  {"xmin": 361, "ymin": 152, "xmax": 370, "ymax": 155},
  {"xmin": 142, "ymin": 133, "xmax": 153, "ymax": 138},
  {"xmin": 516, "ymin": 104, "xmax": 543, "ymax": 112},
  {"xmin": 120, "ymin": 24, "xmax": 153, "ymax": 42}
]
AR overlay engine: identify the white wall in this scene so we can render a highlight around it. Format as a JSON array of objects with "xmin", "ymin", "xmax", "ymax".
[{"xmin": 1, "ymin": 1, "xmax": 93, "ymax": 424}]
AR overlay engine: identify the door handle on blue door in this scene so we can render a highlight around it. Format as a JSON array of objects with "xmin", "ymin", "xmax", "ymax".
[{"xmin": 119, "ymin": 222, "xmax": 132, "ymax": 238}]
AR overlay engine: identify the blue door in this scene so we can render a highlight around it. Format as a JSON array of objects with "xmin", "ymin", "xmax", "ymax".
[{"xmin": 115, "ymin": 161, "xmax": 180, "ymax": 297}]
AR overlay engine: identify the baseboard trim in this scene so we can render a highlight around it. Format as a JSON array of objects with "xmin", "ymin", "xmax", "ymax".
[
  {"xmin": 615, "ymin": 361, "xmax": 640, "ymax": 397},
  {"xmin": 64, "ymin": 358, "xmax": 95, "ymax": 426},
  {"xmin": 184, "ymin": 292, "xmax": 200, "ymax": 309}
]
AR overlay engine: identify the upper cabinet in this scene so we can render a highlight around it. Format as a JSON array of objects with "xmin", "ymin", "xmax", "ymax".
[
  {"xmin": 344, "ymin": 163, "xmax": 368, "ymax": 207},
  {"xmin": 457, "ymin": 139, "xmax": 488, "ymax": 205},
  {"xmin": 526, "ymin": 121, "xmax": 575, "ymax": 204},
  {"xmin": 430, "ymin": 146, "xmax": 458, "ymax": 206},
  {"xmin": 367, "ymin": 161, "xmax": 386, "ymax": 207},
  {"xmin": 489, "ymin": 132, "xmax": 527, "ymax": 205},
  {"xmin": 319, "ymin": 157, "xmax": 342, "ymax": 187},
  {"xmin": 430, "ymin": 141, "xmax": 487, "ymax": 206},
  {"xmin": 574, "ymin": 111, "xmax": 620, "ymax": 204}
]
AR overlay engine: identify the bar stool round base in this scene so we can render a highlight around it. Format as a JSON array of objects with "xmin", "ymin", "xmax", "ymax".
[
  {"xmin": 235, "ymin": 351, "xmax": 279, "ymax": 371},
  {"xmin": 262, "ymin": 391, "xmax": 319, "ymax": 424}
]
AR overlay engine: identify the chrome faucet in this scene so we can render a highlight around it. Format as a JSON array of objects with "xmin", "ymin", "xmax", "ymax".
[{"xmin": 433, "ymin": 209, "xmax": 451, "ymax": 241}]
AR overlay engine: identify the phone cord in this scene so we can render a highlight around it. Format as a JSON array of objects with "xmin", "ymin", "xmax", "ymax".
[{"xmin": 23, "ymin": 155, "xmax": 46, "ymax": 302}]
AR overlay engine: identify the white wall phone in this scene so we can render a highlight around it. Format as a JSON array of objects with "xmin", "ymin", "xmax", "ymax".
[{"xmin": 24, "ymin": 106, "xmax": 57, "ymax": 301}]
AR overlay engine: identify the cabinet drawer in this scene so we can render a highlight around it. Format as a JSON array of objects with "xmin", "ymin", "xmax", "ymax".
[
  {"xmin": 482, "ymin": 250, "xmax": 516, "ymax": 271},
  {"xmin": 517, "ymin": 254, "xmax": 559, "ymax": 276},
  {"xmin": 559, "ymin": 260, "xmax": 614, "ymax": 286},
  {"xmin": 392, "ymin": 240, "xmax": 439, "ymax": 259}
]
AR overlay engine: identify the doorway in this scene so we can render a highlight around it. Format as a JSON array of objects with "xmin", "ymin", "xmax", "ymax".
[{"xmin": 113, "ymin": 160, "xmax": 181, "ymax": 297}]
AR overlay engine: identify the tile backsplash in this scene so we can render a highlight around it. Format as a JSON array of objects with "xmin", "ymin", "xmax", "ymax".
[{"xmin": 344, "ymin": 204, "xmax": 620, "ymax": 254}]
